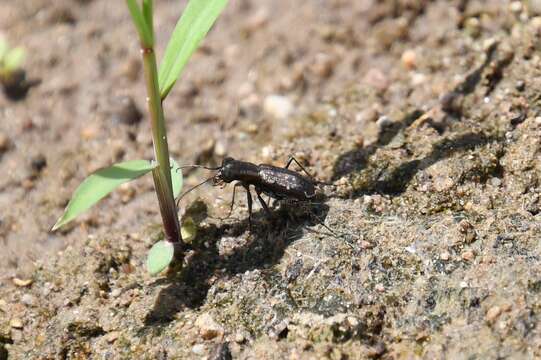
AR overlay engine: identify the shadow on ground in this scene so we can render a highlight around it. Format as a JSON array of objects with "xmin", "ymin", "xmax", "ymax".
[{"xmin": 143, "ymin": 202, "xmax": 330, "ymax": 326}]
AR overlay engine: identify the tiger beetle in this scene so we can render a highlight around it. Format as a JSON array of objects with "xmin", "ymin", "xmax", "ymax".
[{"xmin": 178, "ymin": 156, "xmax": 331, "ymax": 229}]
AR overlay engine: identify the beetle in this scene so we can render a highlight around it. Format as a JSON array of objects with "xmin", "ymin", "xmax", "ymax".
[{"xmin": 179, "ymin": 156, "xmax": 326, "ymax": 228}]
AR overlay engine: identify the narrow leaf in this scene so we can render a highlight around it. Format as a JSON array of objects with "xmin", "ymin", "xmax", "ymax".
[
  {"xmin": 170, "ymin": 158, "xmax": 183, "ymax": 198},
  {"xmin": 52, "ymin": 160, "xmax": 157, "ymax": 231},
  {"xmin": 126, "ymin": 0, "xmax": 154, "ymax": 47},
  {"xmin": 147, "ymin": 240, "xmax": 175, "ymax": 275},
  {"xmin": 4, "ymin": 47, "xmax": 25, "ymax": 71},
  {"xmin": 158, "ymin": 0, "xmax": 228, "ymax": 99},
  {"xmin": 142, "ymin": 0, "xmax": 154, "ymax": 45}
]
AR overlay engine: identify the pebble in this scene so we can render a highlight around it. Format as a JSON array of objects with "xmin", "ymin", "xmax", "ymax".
[
  {"xmin": 234, "ymin": 332, "xmax": 246, "ymax": 343},
  {"xmin": 10, "ymin": 318, "xmax": 23, "ymax": 329},
  {"xmin": 243, "ymin": 8, "xmax": 269, "ymax": 33},
  {"xmin": 461, "ymin": 250, "xmax": 475, "ymax": 261},
  {"xmin": 374, "ymin": 283, "xmax": 385, "ymax": 293},
  {"xmin": 486, "ymin": 306, "xmax": 502, "ymax": 322},
  {"xmin": 80, "ymin": 126, "xmax": 99, "ymax": 141},
  {"xmin": 376, "ymin": 115, "xmax": 393, "ymax": 129},
  {"xmin": 401, "ymin": 49, "xmax": 417, "ymax": 70},
  {"xmin": 12, "ymin": 278, "xmax": 33, "ymax": 287},
  {"xmin": 195, "ymin": 313, "xmax": 224, "ymax": 340},
  {"xmin": 110, "ymin": 288, "xmax": 122, "ymax": 298},
  {"xmin": 120, "ymin": 57, "xmax": 141, "ymax": 82},
  {"xmin": 111, "ymin": 96, "xmax": 142, "ymax": 125},
  {"xmin": 535, "ymin": 116, "xmax": 541, "ymax": 125},
  {"xmin": 0, "ymin": 132, "xmax": 10, "ymax": 153},
  {"xmin": 263, "ymin": 95, "xmax": 293, "ymax": 119},
  {"xmin": 106, "ymin": 331, "xmax": 120, "ymax": 343},
  {"xmin": 310, "ymin": 53, "xmax": 335, "ymax": 78},
  {"xmin": 0, "ymin": 299, "xmax": 7, "ymax": 312},
  {"xmin": 118, "ymin": 183, "xmax": 135, "ymax": 203},
  {"xmin": 510, "ymin": 1, "xmax": 523, "ymax": 13},
  {"xmin": 360, "ymin": 240, "xmax": 374, "ymax": 249},
  {"xmin": 528, "ymin": 0, "xmax": 541, "ymax": 15},
  {"xmin": 440, "ymin": 251, "xmax": 450, "ymax": 261},
  {"xmin": 363, "ymin": 68, "xmax": 389, "ymax": 92},
  {"xmin": 192, "ymin": 344, "xmax": 206, "ymax": 355},
  {"xmin": 21, "ymin": 294, "xmax": 35, "ymax": 306}
]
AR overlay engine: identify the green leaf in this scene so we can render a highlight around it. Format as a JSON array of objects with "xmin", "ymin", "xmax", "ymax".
[
  {"xmin": 4, "ymin": 47, "xmax": 25, "ymax": 71},
  {"xmin": 142, "ymin": 0, "xmax": 154, "ymax": 45},
  {"xmin": 126, "ymin": 0, "xmax": 154, "ymax": 47},
  {"xmin": 158, "ymin": 0, "xmax": 228, "ymax": 99},
  {"xmin": 170, "ymin": 158, "xmax": 183, "ymax": 198},
  {"xmin": 147, "ymin": 240, "xmax": 175, "ymax": 275},
  {"xmin": 52, "ymin": 159, "xmax": 157, "ymax": 231}
]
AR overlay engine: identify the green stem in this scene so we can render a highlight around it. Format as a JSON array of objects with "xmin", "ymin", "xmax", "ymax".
[{"xmin": 141, "ymin": 46, "xmax": 183, "ymax": 246}]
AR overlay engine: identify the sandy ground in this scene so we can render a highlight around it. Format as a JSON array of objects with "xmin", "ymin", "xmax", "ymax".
[{"xmin": 1, "ymin": 0, "xmax": 540, "ymax": 358}]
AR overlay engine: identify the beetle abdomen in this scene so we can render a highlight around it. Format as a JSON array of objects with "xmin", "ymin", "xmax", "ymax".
[{"xmin": 258, "ymin": 165, "xmax": 316, "ymax": 200}]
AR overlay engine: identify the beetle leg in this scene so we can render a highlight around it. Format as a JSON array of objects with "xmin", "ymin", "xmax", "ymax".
[
  {"xmin": 255, "ymin": 188, "xmax": 272, "ymax": 218},
  {"xmin": 216, "ymin": 182, "xmax": 242, "ymax": 220},
  {"xmin": 285, "ymin": 156, "xmax": 315, "ymax": 180},
  {"xmin": 244, "ymin": 184, "xmax": 253, "ymax": 230}
]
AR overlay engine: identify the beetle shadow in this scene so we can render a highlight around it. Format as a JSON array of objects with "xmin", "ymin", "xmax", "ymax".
[{"xmin": 142, "ymin": 202, "xmax": 329, "ymax": 326}]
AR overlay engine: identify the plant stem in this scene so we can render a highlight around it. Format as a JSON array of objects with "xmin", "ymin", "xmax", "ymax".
[{"xmin": 141, "ymin": 46, "xmax": 183, "ymax": 247}]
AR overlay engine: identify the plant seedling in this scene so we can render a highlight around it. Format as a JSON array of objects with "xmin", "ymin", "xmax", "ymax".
[
  {"xmin": 0, "ymin": 37, "xmax": 35, "ymax": 100},
  {"xmin": 52, "ymin": 0, "xmax": 228, "ymax": 275}
]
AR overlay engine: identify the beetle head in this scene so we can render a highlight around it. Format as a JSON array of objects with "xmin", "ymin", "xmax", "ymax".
[{"xmin": 214, "ymin": 157, "xmax": 235, "ymax": 184}]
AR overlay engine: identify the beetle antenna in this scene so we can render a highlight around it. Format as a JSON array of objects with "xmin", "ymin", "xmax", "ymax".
[
  {"xmin": 176, "ymin": 176, "xmax": 215, "ymax": 207},
  {"xmin": 179, "ymin": 164, "xmax": 221, "ymax": 171}
]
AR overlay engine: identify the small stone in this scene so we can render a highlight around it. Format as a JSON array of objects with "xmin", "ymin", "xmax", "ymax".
[
  {"xmin": 111, "ymin": 96, "xmax": 142, "ymax": 125},
  {"xmin": 243, "ymin": 8, "xmax": 269, "ymax": 33},
  {"xmin": 106, "ymin": 331, "xmax": 120, "ymax": 343},
  {"xmin": 21, "ymin": 294, "xmax": 35, "ymax": 306},
  {"xmin": 490, "ymin": 177, "xmax": 502, "ymax": 187},
  {"xmin": 363, "ymin": 68, "xmax": 389, "ymax": 92},
  {"xmin": 118, "ymin": 183, "xmax": 135, "ymax": 203},
  {"xmin": 461, "ymin": 250, "xmax": 475, "ymax": 261},
  {"xmin": 120, "ymin": 57, "xmax": 141, "ymax": 82},
  {"xmin": 263, "ymin": 95, "xmax": 293, "ymax": 119},
  {"xmin": 195, "ymin": 313, "xmax": 224, "ymax": 340},
  {"xmin": 110, "ymin": 288, "xmax": 122, "ymax": 298},
  {"xmin": 374, "ymin": 283, "xmax": 385, "ymax": 293},
  {"xmin": 433, "ymin": 176, "xmax": 455, "ymax": 192},
  {"xmin": 0, "ymin": 299, "xmax": 7, "ymax": 312},
  {"xmin": 0, "ymin": 132, "xmax": 10, "ymax": 153},
  {"xmin": 376, "ymin": 116, "xmax": 393, "ymax": 129},
  {"xmin": 360, "ymin": 241, "xmax": 374, "ymax": 249},
  {"xmin": 10, "ymin": 318, "xmax": 23, "ymax": 329},
  {"xmin": 440, "ymin": 251, "xmax": 450, "ymax": 261},
  {"xmin": 528, "ymin": 0, "xmax": 541, "ymax": 15},
  {"xmin": 234, "ymin": 332, "xmax": 246, "ymax": 343},
  {"xmin": 12, "ymin": 278, "xmax": 32, "ymax": 287},
  {"xmin": 486, "ymin": 306, "xmax": 502, "ymax": 322},
  {"xmin": 510, "ymin": 1, "xmax": 523, "ymax": 13},
  {"xmin": 214, "ymin": 141, "xmax": 227, "ymax": 157},
  {"xmin": 80, "ymin": 126, "xmax": 99, "ymax": 141},
  {"xmin": 310, "ymin": 53, "xmax": 335, "ymax": 78},
  {"xmin": 535, "ymin": 116, "xmax": 541, "ymax": 125},
  {"xmin": 401, "ymin": 49, "xmax": 416, "ymax": 69},
  {"xmin": 440, "ymin": 91, "xmax": 463, "ymax": 114},
  {"xmin": 192, "ymin": 344, "xmax": 206, "ymax": 355}
]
